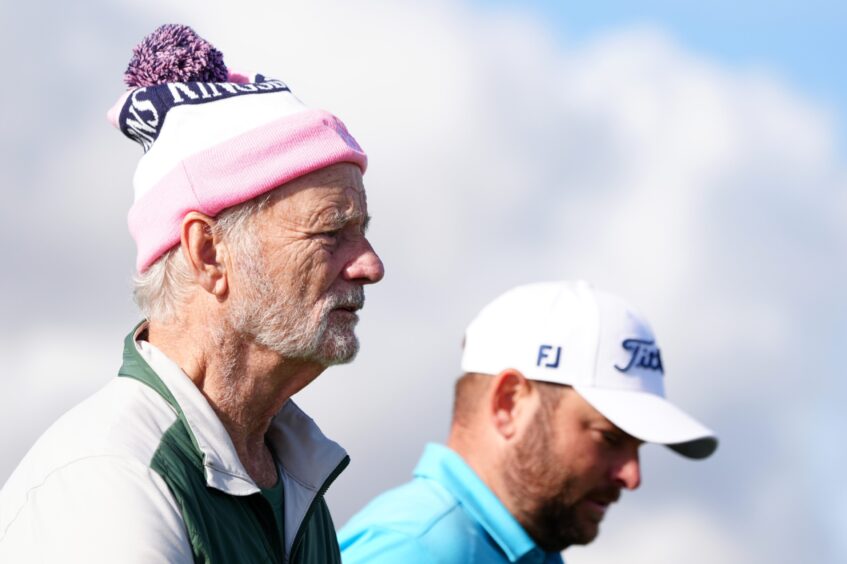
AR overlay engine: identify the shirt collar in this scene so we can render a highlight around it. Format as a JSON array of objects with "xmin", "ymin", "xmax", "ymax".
[
  {"xmin": 123, "ymin": 322, "xmax": 348, "ymax": 497},
  {"xmin": 414, "ymin": 443, "xmax": 561, "ymax": 563}
]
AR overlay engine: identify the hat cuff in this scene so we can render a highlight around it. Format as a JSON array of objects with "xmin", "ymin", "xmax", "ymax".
[
  {"xmin": 573, "ymin": 385, "xmax": 718, "ymax": 459},
  {"xmin": 128, "ymin": 108, "xmax": 367, "ymax": 272}
]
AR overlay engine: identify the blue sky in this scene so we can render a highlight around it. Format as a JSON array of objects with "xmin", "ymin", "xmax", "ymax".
[{"xmin": 481, "ymin": 0, "xmax": 847, "ymax": 148}]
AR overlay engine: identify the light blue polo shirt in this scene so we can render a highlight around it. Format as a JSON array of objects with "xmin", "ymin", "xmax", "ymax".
[{"xmin": 338, "ymin": 443, "xmax": 563, "ymax": 564}]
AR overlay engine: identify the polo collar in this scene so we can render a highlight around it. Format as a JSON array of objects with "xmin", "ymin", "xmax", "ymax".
[
  {"xmin": 414, "ymin": 443, "xmax": 560, "ymax": 564},
  {"xmin": 118, "ymin": 322, "xmax": 348, "ymax": 498}
]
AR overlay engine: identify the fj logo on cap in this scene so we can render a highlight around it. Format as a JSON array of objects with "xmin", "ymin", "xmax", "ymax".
[
  {"xmin": 537, "ymin": 345, "xmax": 562, "ymax": 368},
  {"xmin": 615, "ymin": 339, "xmax": 663, "ymax": 373}
]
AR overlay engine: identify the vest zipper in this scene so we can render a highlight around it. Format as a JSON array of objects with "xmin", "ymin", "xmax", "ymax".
[
  {"xmin": 249, "ymin": 493, "xmax": 285, "ymax": 563},
  {"xmin": 287, "ymin": 455, "xmax": 350, "ymax": 562}
]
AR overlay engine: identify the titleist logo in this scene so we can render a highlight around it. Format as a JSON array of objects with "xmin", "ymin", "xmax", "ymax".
[{"xmin": 614, "ymin": 338, "xmax": 663, "ymax": 374}]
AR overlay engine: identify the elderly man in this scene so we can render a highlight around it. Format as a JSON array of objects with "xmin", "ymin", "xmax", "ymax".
[
  {"xmin": 0, "ymin": 25, "xmax": 382, "ymax": 563},
  {"xmin": 339, "ymin": 281, "xmax": 717, "ymax": 563}
]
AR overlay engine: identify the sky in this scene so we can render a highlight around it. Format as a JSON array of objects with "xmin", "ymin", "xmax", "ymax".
[
  {"xmin": 1, "ymin": 1, "xmax": 845, "ymax": 562},
  {"xmin": 482, "ymin": 0, "xmax": 847, "ymax": 140}
]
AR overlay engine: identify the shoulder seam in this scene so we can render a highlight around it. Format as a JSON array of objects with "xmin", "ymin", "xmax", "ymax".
[{"xmin": 0, "ymin": 453, "xmax": 163, "ymax": 541}]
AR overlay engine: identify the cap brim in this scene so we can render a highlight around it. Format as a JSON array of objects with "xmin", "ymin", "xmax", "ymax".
[{"xmin": 573, "ymin": 386, "xmax": 718, "ymax": 460}]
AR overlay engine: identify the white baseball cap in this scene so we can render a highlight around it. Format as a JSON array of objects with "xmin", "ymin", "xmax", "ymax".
[{"xmin": 461, "ymin": 281, "xmax": 718, "ymax": 459}]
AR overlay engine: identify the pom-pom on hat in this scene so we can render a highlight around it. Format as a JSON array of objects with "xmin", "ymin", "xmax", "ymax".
[
  {"xmin": 108, "ymin": 24, "xmax": 367, "ymax": 272},
  {"xmin": 124, "ymin": 24, "xmax": 229, "ymax": 87}
]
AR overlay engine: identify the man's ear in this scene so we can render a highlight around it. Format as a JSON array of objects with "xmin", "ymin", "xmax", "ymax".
[
  {"xmin": 181, "ymin": 212, "xmax": 228, "ymax": 298},
  {"xmin": 488, "ymin": 369, "xmax": 534, "ymax": 441}
]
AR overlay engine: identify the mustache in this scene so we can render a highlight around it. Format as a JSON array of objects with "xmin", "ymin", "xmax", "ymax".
[
  {"xmin": 587, "ymin": 486, "xmax": 621, "ymax": 506},
  {"xmin": 324, "ymin": 286, "xmax": 365, "ymax": 311}
]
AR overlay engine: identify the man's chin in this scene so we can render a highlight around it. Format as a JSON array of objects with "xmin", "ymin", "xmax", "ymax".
[
  {"xmin": 572, "ymin": 523, "xmax": 600, "ymax": 546},
  {"xmin": 525, "ymin": 500, "xmax": 602, "ymax": 552},
  {"xmin": 314, "ymin": 329, "xmax": 359, "ymax": 366},
  {"xmin": 570, "ymin": 505, "xmax": 602, "ymax": 546}
]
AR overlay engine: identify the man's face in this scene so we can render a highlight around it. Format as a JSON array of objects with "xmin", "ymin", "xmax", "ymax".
[
  {"xmin": 226, "ymin": 162, "xmax": 384, "ymax": 365},
  {"xmin": 504, "ymin": 387, "xmax": 642, "ymax": 552}
]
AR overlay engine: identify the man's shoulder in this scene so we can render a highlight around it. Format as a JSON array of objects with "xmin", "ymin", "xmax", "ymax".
[
  {"xmin": 339, "ymin": 476, "xmax": 487, "ymax": 563},
  {"xmin": 17, "ymin": 376, "xmax": 175, "ymax": 460},
  {"xmin": 0, "ymin": 377, "xmax": 193, "ymax": 560},
  {"xmin": 341, "ymin": 475, "xmax": 460, "ymax": 534},
  {"xmin": 1, "ymin": 377, "xmax": 178, "ymax": 518},
  {"xmin": 0, "ymin": 451, "xmax": 192, "ymax": 561}
]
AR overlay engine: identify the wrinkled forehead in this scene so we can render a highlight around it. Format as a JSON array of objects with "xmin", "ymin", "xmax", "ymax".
[
  {"xmin": 260, "ymin": 163, "xmax": 368, "ymax": 224},
  {"xmin": 274, "ymin": 162, "xmax": 365, "ymax": 200}
]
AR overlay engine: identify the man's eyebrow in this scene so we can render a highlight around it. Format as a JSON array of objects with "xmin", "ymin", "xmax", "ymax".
[
  {"xmin": 601, "ymin": 422, "xmax": 643, "ymax": 445},
  {"xmin": 323, "ymin": 210, "xmax": 370, "ymax": 232}
]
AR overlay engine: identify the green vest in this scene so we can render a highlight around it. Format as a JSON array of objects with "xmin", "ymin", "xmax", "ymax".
[{"xmin": 118, "ymin": 328, "xmax": 348, "ymax": 564}]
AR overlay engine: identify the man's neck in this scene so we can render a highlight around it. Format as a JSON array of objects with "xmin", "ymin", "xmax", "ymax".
[
  {"xmin": 147, "ymin": 319, "xmax": 324, "ymax": 488},
  {"xmin": 448, "ymin": 428, "xmax": 515, "ymax": 523}
]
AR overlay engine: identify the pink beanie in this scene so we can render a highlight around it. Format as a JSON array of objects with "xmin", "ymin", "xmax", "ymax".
[{"xmin": 107, "ymin": 24, "xmax": 367, "ymax": 272}]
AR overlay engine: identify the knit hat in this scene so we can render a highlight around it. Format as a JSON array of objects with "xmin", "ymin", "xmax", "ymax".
[
  {"xmin": 107, "ymin": 24, "xmax": 367, "ymax": 272},
  {"xmin": 461, "ymin": 281, "xmax": 718, "ymax": 459}
]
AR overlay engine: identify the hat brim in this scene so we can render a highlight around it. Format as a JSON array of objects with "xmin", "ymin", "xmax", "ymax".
[{"xmin": 573, "ymin": 386, "xmax": 718, "ymax": 460}]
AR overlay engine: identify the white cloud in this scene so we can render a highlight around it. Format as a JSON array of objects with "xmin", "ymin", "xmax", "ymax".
[{"xmin": 1, "ymin": 1, "xmax": 843, "ymax": 561}]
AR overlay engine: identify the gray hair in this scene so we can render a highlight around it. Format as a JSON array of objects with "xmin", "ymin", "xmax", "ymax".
[{"xmin": 133, "ymin": 192, "xmax": 276, "ymax": 322}]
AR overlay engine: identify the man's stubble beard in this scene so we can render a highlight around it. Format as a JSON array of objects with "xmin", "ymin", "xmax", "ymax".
[
  {"xmin": 225, "ymin": 247, "xmax": 364, "ymax": 366},
  {"xmin": 503, "ymin": 411, "xmax": 596, "ymax": 552}
]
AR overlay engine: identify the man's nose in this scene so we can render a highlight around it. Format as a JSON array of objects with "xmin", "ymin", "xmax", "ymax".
[
  {"xmin": 343, "ymin": 237, "xmax": 385, "ymax": 284},
  {"xmin": 613, "ymin": 452, "xmax": 641, "ymax": 491}
]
